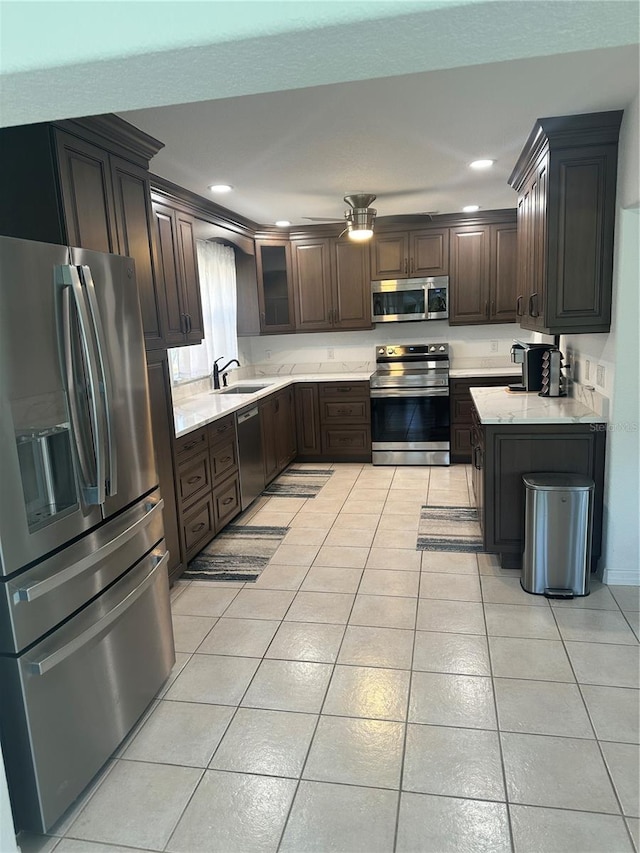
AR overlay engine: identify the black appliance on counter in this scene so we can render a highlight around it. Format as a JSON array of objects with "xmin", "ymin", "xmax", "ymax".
[
  {"xmin": 370, "ymin": 343, "xmax": 450, "ymax": 465},
  {"xmin": 508, "ymin": 341, "xmax": 557, "ymax": 392}
]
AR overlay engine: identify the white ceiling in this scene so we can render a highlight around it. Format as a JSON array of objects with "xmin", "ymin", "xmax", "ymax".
[
  {"xmin": 120, "ymin": 44, "xmax": 639, "ymax": 225},
  {"xmin": 2, "ymin": 1, "xmax": 638, "ymax": 227}
]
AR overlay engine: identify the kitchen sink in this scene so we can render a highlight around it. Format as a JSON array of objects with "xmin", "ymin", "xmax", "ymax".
[{"xmin": 217, "ymin": 384, "xmax": 271, "ymax": 395}]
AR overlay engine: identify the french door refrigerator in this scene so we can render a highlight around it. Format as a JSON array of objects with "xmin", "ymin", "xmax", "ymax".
[{"xmin": 0, "ymin": 235, "xmax": 175, "ymax": 833}]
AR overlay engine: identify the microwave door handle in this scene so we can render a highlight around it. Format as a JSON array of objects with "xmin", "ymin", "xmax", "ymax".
[
  {"xmin": 79, "ymin": 265, "xmax": 117, "ymax": 497},
  {"xmin": 56, "ymin": 265, "xmax": 105, "ymax": 505}
]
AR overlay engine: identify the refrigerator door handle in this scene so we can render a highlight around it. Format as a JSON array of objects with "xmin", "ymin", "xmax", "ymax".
[
  {"xmin": 56, "ymin": 265, "xmax": 107, "ymax": 505},
  {"xmin": 13, "ymin": 498, "xmax": 164, "ymax": 604},
  {"xmin": 79, "ymin": 265, "xmax": 117, "ymax": 498},
  {"xmin": 27, "ymin": 550, "xmax": 169, "ymax": 677}
]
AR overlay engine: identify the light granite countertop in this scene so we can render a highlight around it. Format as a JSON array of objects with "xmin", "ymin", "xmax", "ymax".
[
  {"xmin": 449, "ymin": 366, "xmax": 521, "ymax": 379},
  {"xmin": 173, "ymin": 373, "xmax": 373, "ymax": 438},
  {"xmin": 470, "ymin": 385, "xmax": 607, "ymax": 425}
]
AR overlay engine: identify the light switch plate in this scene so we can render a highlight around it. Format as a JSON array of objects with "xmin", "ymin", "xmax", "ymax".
[{"xmin": 596, "ymin": 364, "xmax": 606, "ymax": 387}]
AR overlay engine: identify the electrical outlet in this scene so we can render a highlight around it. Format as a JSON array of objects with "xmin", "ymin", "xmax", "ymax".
[
  {"xmin": 585, "ymin": 360, "xmax": 590, "ymax": 381},
  {"xmin": 490, "ymin": 340, "xmax": 499, "ymax": 353},
  {"xmin": 327, "ymin": 348, "xmax": 335, "ymax": 360},
  {"xmin": 265, "ymin": 350, "xmax": 272, "ymax": 360},
  {"xmin": 596, "ymin": 364, "xmax": 606, "ymax": 387}
]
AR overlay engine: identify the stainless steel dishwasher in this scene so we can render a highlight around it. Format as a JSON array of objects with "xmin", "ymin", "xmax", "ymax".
[{"xmin": 236, "ymin": 406, "xmax": 265, "ymax": 510}]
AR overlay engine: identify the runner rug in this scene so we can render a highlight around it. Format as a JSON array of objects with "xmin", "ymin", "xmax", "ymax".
[
  {"xmin": 262, "ymin": 467, "xmax": 333, "ymax": 498},
  {"xmin": 417, "ymin": 505, "xmax": 483, "ymax": 552},
  {"xmin": 183, "ymin": 524, "xmax": 289, "ymax": 583}
]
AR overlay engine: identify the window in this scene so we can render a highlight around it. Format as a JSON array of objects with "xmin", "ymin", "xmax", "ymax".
[{"xmin": 169, "ymin": 240, "xmax": 238, "ymax": 383}]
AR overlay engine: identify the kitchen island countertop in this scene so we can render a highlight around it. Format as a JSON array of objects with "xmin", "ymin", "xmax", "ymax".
[{"xmin": 470, "ymin": 385, "xmax": 607, "ymax": 425}]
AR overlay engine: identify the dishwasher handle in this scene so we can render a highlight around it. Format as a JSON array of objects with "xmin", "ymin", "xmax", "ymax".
[{"xmin": 237, "ymin": 407, "xmax": 259, "ymax": 424}]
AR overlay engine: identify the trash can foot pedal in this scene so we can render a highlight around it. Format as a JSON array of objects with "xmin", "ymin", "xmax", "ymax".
[{"xmin": 544, "ymin": 587, "xmax": 574, "ymax": 600}]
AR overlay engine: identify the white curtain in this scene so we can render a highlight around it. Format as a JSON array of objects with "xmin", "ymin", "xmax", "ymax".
[{"xmin": 169, "ymin": 240, "xmax": 238, "ymax": 382}]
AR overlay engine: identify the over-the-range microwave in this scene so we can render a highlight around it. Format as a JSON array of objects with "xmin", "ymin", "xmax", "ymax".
[{"xmin": 371, "ymin": 276, "xmax": 449, "ymax": 323}]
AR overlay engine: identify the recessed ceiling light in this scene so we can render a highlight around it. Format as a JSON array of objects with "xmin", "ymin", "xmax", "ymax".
[
  {"xmin": 463, "ymin": 205, "xmax": 480, "ymax": 213},
  {"xmin": 209, "ymin": 184, "xmax": 233, "ymax": 193},
  {"xmin": 275, "ymin": 220, "xmax": 291, "ymax": 227},
  {"xmin": 469, "ymin": 159, "xmax": 495, "ymax": 169}
]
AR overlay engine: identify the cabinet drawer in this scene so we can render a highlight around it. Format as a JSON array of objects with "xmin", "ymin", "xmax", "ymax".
[
  {"xmin": 321, "ymin": 399, "xmax": 370, "ymax": 424},
  {"xmin": 319, "ymin": 382, "xmax": 369, "ymax": 398},
  {"xmin": 321, "ymin": 427, "xmax": 371, "ymax": 455},
  {"xmin": 182, "ymin": 494, "xmax": 215, "ymax": 558},
  {"xmin": 209, "ymin": 414, "xmax": 236, "ymax": 447},
  {"xmin": 213, "ymin": 474, "xmax": 241, "ymax": 530},
  {"xmin": 177, "ymin": 449, "xmax": 212, "ymax": 508},
  {"xmin": 174, "ymin": 427, "xmax": 208, "ymax": 462},
  {"xmin": 211, "ymin": 437, "xmax": 238, "ymax": 482}
]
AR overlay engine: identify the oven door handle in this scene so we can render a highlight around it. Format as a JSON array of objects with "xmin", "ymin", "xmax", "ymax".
[{"xmin": 370, "ymin": 387, "xmax": 449, "ymax": 398}]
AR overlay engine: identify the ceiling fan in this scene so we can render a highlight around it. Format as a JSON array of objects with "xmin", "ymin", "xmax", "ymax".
[
  {"xmin": 302, "ymin": 194, "xmax": 438, "ymax": 241},
  {"xmin": 302, "ymin": 193, "xmax": 378, "ymax": 241}
]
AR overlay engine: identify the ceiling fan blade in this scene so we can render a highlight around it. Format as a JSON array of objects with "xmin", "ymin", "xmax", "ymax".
[{"xmin": 302, "ymin": 216, "xmax": 345, "ymax": 222}]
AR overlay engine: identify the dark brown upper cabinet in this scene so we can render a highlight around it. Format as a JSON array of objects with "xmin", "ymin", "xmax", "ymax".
[
  {"xmin": 509, "ymin": 111, "xmax": 622, "ymax": 335},
  {"xmin": 449, "ymin": 216, "xmax": 517, "ymax": 325},
  {"xmin": 292, "ymin": 236, "xmax": 372, "ymax": 333},
  {"xmin": 0, "ymin": 116, "xmax": 169, "ymax": 351},
  {"xmin": 151, "ymin": 200, "xmax": 204, "ymax": 346},
  {"xmin": 255, "ymin": 239, "xmax": 296, "ymax": 333},
  {"xmin": 370, "ymin": 228, "xmax": 449, "ymax": 280}
]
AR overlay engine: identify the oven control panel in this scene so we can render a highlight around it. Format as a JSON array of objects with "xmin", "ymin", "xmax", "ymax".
[{"xmin": 376, "ymin": 343, "xmax": 449, "ymax": 360}]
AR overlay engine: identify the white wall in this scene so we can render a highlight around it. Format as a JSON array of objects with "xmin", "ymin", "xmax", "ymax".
[{"xmin": 561, "ymin": 92, "xmax": 640, "ymax": 585}]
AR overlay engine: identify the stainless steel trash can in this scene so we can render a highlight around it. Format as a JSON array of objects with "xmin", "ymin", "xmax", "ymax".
[{"xmin": 522, "ymin": 473, "xmax": 594, "ymax": 598}]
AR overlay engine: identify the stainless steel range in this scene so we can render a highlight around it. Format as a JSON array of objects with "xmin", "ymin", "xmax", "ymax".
[{"xmin": 370, "ymin": 343, "xmax": 450, "ymax": 466}]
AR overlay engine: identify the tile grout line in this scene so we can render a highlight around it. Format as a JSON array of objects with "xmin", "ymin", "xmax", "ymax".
[{"xmin": 480, "ymin": 548, "xmax": 517, "ymax": 853}]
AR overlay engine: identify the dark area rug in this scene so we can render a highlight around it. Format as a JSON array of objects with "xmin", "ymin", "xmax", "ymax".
[{"xmin": 417, "ymin": 505, "xmax": 483, "ymax": 552}]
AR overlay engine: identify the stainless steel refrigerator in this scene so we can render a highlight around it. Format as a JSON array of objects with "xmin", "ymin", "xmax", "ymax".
[{"xmin": 0, "ymin": 235, "xmax": 175, "ymax": 833}]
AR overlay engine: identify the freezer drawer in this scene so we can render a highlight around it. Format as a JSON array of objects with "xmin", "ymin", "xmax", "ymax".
[
  {"xmin": 0, "ymin": 545, "xmax": 174, "ymax": 833},
  {"xmin": 0, "ymin": 490, "xmax": 164, "ymax": 653}
]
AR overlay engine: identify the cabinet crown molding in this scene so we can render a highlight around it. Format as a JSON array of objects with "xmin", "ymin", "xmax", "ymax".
[
  {"xmin": 56, "ymin": 114, "xmax": 165, "ymax": 166},
  {"xmin": 508, "ymin": 110, "xmax": 623, "ymax": 191}
]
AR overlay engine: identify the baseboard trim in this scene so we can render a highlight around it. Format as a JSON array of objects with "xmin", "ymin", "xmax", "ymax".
[{"xmin": 602, "ymin": 567, "xmax": 640, "ymax": 586}]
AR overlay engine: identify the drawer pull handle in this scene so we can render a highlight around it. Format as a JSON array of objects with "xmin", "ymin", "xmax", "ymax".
[
  {"xmin": 336, "ymin": 408, "xmax": 352, "ymax": 416},
  {"xmin": 217, "ymin": 425, "xmax": 229, "ymax": 433},
  {"xmin": 222, "ymin": 497, "xmax": 234, "ymax": 506},
  {"xmin": 337, "ymin": 387, "xmax": 351, "ymax": 393},
  {"xmin": 192, "ymin": 522, "xmax": 206, "ymax": 533},
  {"xmin": 219, "ymin": 456, "xmax": 231, "ymax": 464},
  {"xmin": 186, "ymin": 475, "xmax": 202, "ymax": 485},
  {"xmin": 183, "ymin": 440, "xmax": 198, "ymax": 451}
]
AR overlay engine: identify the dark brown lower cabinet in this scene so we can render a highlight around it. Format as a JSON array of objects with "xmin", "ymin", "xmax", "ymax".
[
  {"xmin": 175, "ymin": 415, "xmax": 241, "ymax": 564},
  {"xmin": 145, "ymin": 351, "xmax": 184, "ymax": 584},
  {"xmin": 295, "ymin": 381, "xmax": 371, "ymax": 462},
  {"xmin": 260, "ymin": 388, "xmax": 297, "ymax": 484},
  {"xmin": 470, "ymin": 404, "xmax": 606, "ymax": 570},
  {"xmin": 450, "ymin": 376, "xmax": 518, "ymax": 463}
]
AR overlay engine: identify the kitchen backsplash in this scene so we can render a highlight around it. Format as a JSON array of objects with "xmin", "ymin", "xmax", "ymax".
[{"xmin": 238, "ymin": 322, "xmax": 535, "ymax": 371}]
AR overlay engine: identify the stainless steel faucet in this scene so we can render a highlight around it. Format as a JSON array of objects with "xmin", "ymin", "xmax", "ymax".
[{"xmin": 212, "ymin": 357, "xmax": 241, "ymax": 389}]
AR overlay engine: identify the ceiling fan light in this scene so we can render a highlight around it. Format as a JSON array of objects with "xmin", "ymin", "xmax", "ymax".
[
  {"xmin": 348, "ymin": 227, "xmax": 374, "ymax": 241},
  {"xmin": 345, "ymin": 205, "xmax": 376, "ymax": 241}
]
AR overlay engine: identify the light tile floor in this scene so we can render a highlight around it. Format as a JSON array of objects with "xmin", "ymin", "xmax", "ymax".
[{"xmin": 19, "ymin": 463, "xmax": 640, "ymax": 853}]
